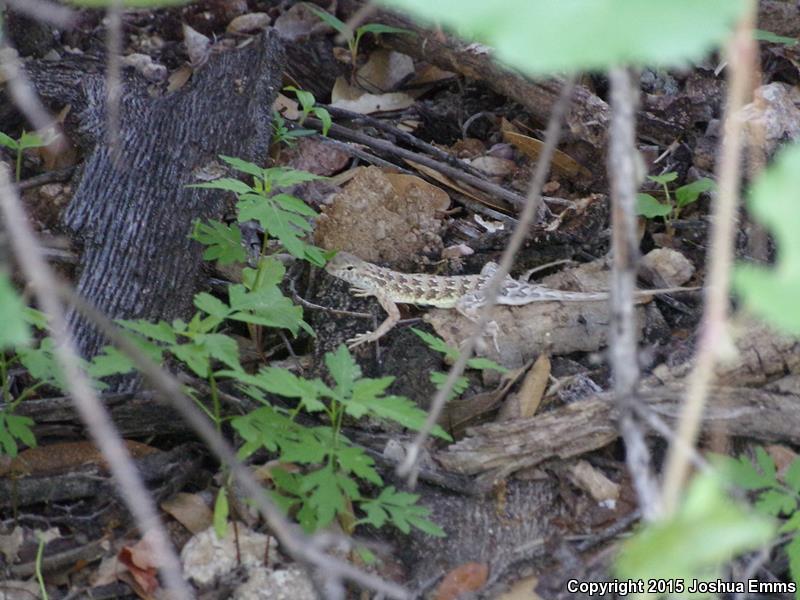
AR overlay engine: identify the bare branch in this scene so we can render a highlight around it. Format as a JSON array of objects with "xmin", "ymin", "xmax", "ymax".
[
  {"xmin": 660, "ymin": 0, "xmax": 759, "ymax": 514},
  {"xmin": 0, "ymin": 164, "xmax": 192, "ymax": 600},
  {"xmin": 607, "ymin": 67, "xmax": 661, "ymax": 519}
]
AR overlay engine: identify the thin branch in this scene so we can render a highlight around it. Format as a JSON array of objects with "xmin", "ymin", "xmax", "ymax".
[
  {"xmin": 3, "ymin": 0, "xmax": 77, "ymax": 28},
  {"xmin": 660, "ymin": 0, "xmax": 758, "ymax": 514},
  {"xmin": 396, "ymin": 78, "xmax": 576, "ymax": 482},
  {"xmin": 105, "ymin": 0, "xmax": 123, "ymax": 157},
  {"xmin": 0, "ymin": 165, "xmax": 193, "ymax": 600},
  {"xmin": 607, "ymin": 67, "xmax": 661, "ymax": 519}
]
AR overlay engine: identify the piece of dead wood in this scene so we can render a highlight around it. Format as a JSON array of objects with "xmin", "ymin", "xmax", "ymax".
[
  {"xmin": 0, "ymin": 442, "xmax": 205, "ymax": 509},
  {"xmin": 437, "ymin": 384, "xmax": 800, "ymax": 490}
]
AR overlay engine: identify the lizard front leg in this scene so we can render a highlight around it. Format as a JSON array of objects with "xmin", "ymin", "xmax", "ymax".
[
  {"xmin": 347, "ymin": 292, "xmax": 401, "ymax": 348},
  {"xmin": 455, "ymin": 293, "xmax": 500, "ymax": 353}
]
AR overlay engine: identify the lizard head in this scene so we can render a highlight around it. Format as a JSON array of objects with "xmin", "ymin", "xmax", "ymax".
[{"xmin": 324, "ymin": 251, "xmax": 369, "ymax": 283}]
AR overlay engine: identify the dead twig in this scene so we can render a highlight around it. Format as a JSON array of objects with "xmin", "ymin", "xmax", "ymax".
[
  {"xmin": 607, "ymin": 67, "xmax": 660, "ymax": 520},
  {"xmin": 660, "ymin": 0, "xmax": 758, "ymax": 514},
  {"xmin": 396, "ymin": 78, "xmax": 576, "ymax": 483},
  {"xmin": 0, "ymin": 165, "xmax": 193, "ymax": 600}
]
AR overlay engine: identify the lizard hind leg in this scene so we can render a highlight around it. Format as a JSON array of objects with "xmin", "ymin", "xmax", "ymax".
[{"xmin": 455, "ymin": 293, "xmax": 500, "ymax": 353}]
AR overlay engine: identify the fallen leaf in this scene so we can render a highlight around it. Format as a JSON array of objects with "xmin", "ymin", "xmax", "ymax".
[
  {"xmin": 356, "ymin": 49, "xmax": 415, "ymax": 94},
  {"xmin": 503, "ymin": 130, "xmax": 591, "ymax": 179},
  {"xmin": 500, "ymin": 353, "xmax": 550, "ymax": 420},
  {"xmin": 330, "ymin": 77, "xmax": 415, "ymax": 114},
  {"xmin": 274, "ymin": 3, "xmax": 319, "ymax": 41},
  {"xmin": 434, "ymin": 562, "xmax": 489, "ymax": 600},
  {"xmin": 226, "ymin": 12, "xmax": 270, "ymax": 34},
  {"xmin": 161, "ymin": 493, "xmax": 214, "ymax": 535},
  {"xmin": 166, "ymin": 65, "xmax": 193, "ymax": 93},
  {"xmin": 118, "ymin": 533, "xmax": 161, "ymax": 596},
  {"xmin": 272, "ymin": 93, "xmax": 301, "ymax": 121}
]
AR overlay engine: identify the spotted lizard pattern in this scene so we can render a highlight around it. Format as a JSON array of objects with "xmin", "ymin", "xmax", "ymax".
[{"xmin": 325, "ymin": 251, "xmax": 694, "ymax": 348}]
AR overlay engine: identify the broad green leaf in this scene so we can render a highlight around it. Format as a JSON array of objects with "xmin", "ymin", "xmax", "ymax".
[
  {"xmin": 0, "ymin": 273, "xmax": 30, "ymax": 348},
  {"xmin": 411, "ymin": 327, "xmax": 458, "ymax": 360},
  {"xmin": 675, "ymin": 177, "xmax": 715, "ymax": 209},
  {"xmin": 264, "ymin": 167, "xmax": 323, "ymax": 188},
  {"xmin": 756, "ymin": 446, "xmax": 777, "ymax": 480},
  {"xmin": 189, "ymin": 177, "xmax": 253, "ymax": 195},
  {"xmin": 118, "ymin": 319, "xmax": 177, "ymax": 345},
  {"xmin": 714, "ymin": 453, "xmax": 775, "ymax": 490},
  {"xmin": 0, "ymin": 131, "xmax": 18, "ymax": 150},
  {"xmin": 272, "ymin": 193, "xmax": 318, "ymax": 217},
  {"xmin": 647, "ymin": 172, "xmax": 678, "ymax": 185},
  {"xmin": 18, "ymin": 131, "xmax": 47, "ymax": 151},
  {"xmin": 430, "ymin": 371, "xmax": 469, "ymax": 398},
  {"xmin": 218, "ymin": 155, "xmax": 265, "ymax": 179},
  {"xmin": 194, "ymin": 292, "xmax": 232, "ymax": 319},
  {"xmin": 378, "ymin": 0, "xmax": 745, "ymax": 75},
  {"xmin": 284, "ymin": 86, "xmax": 316, "ymax": 114},
  {"xmin": 171, "ymin": 342, "xmax": 210, "ymax": 377},
  {"xmin": 303, "ymin": 465, "xmax": 347, "ymax": 528},
  {"xmin": 786, "ymin": 536, "xmax": 800, "ymax": 598},
  {"xmin": 325, "ymin": 345, "xmax": 361, "ymax": 398},
  {"xmin": 636, "ymin": 193, "xmax": 672, "ymax": 218},
  {"xmin": 312, "ymin": 107, "xmax": 332, "ymax": 137},
  {"xmin": 735, "ymin": 143, "xmax": 800, "ymax": 333},
  {"xmin": 88, "ymin": 346, "xmax": 136, "ymax": 378},
  {"xmin": 191, "ymin": 220, "xmax": 247, "ymax": 265},
  {"xmin": 5, "ymin": 414, "xmax": 35, "ymax": 448},
  {"xmin": 786, "ymin": 459, "xmax": 800, "ymax": 494},
  {"xmin": 755, "ymin": 489, "xmax": 796, "ymax": 517},
  {"xmin": 199, "ymin": 333, "xmax": 241, "ymax": 371},
  {"xmin": 615, "ymin": 472, "xmax": 774, "ymax": 585},
  {"xmin": 336, "ymin": 445, "xmax": 382, "ymax": 485},
  {"xmin": 349, "ymin": 392, "xmax": 450, "ymax": 440}
]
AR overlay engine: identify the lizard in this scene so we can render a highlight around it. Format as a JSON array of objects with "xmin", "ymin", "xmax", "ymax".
[{"xmin": 325, "ymin": 251, "xmax": 698, "ymax": 348}]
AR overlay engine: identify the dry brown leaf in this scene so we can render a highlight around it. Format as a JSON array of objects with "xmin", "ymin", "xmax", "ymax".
[
  {"xmin": 500, "ymin": 353, "xmax": 550, "ymax": 420},
  {"xmin": 356, "ymin": 49, "xmax": 415, "ymax": 94},
  {"xmin": 503, "ymin": 130, "xmax": 591, "ymax": 179},
  {"xmin": 166, "ymin": 65, "xmax": 193, "ymax": 93},
  {"xmin": 161, "ymin": 493, "xmax": 214, "ymax": 535},
  {"xmin": 568, "ymin": 460, "xmax": 620, "ymax": 503},
  {"xmin": 468, "ymin": 155, "xmax": 517, "ymax": 178},
  {"xmin": 118, "ymin": 534, "xmax": 161, "ymax": 597},
  {"xmin": 330, "ymin": 76, "xmax": 415, "ymax": 114},
  {"xmin": 766, "ymin": 444, "xmax": 799, "ymax": 479},
  {"xmin": 272, "ymin": 93, "xmax": 301, "ymax": 121},
  {"xmin": 384, "ymin": 172, "xmax": 450, "ymax": 211},
  {"xmin": 226, "ymin": 12, "xmax": 270, "ymax": 34},
  {"xmin": 409, "ymin": 63, "xmax": 456, "ymax": 86},
  {"xmin": 434, "ymin": 562, "xmax": 489, "ymax": 600},
  {"xmin": 405, "ymin": 159, "xmax": 511, "ymax": 213},
  {"xmin": 183, "ymin": 23, "xmax": 211, "ymax": 68},
  {"xmin": 273, "ymin": 2, "xmax": 319, "ymax": 41}
]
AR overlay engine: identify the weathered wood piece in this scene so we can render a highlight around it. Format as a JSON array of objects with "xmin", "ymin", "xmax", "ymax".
[{"xmin": 21, "ymin": 32, "xmax": 285, "ymax": 361}]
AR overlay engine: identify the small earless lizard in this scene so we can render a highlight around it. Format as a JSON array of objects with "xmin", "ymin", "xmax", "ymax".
[{"xmin": 325, "ymin": 251, "xmax": 697, "ymax": 348}]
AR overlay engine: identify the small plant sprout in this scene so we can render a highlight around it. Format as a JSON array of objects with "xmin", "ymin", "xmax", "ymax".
[
  {"xmin": 305, "ymin": 4, "xmax": 413, "ymax": 75},
  {"xmin": 0, "ymin": 130, "xmax": 57, "ymax": 182},
  {"xmin": 636, "ymin": 171, "xmax": 715, "ymax": 223}
]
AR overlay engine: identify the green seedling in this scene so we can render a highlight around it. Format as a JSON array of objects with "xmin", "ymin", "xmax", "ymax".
[
  {"xmin": 0, "ymin": 130, "xmax": 54, "ymax": 182},
  {"xmin": 637, "ymin": 171, "xmax": 715, "ymax": 223}
]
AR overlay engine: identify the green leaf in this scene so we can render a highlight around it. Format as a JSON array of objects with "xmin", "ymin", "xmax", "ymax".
[
  {"xmin": 5, "ymin": 414, "xmax": 36, "ymax": 448},
  {"xmin": 755, "ymin": 446, "xmax": 777, "ymax": 480},
  {"xmin": 118, "ymin": 319, "xmax": 178, "ymax": 345},
  {"xmin": 228, "ymin": 283, "xmax": 305, "ymax": 335},
  {"xmin": 786, "ymin": 536, "xmax": 800, "ymax": 597},
  {"xmin": 189, "ymin": 177, "xmax": 253, "ymax": 195},
  {"xmin": 0, "ymin": 273, "xmax": 31, "ymax": 348},
  {"xmin": 781, "ymin": 511, "xmax": 800, "ymax": 534},
  {"xmin": 786, "ymin": 459, "xmax": 800, "ymax": 494},
  {"xmin": 377, "ymin": 0, "xmax": 746, "ymax": 75},
  {"xmin": 349, "ymin": 392, "xmax": 450, "ymax": 440},
  {"xmin": 411, "ymin": 327, "xmax": 458, "ymax": 360},
  {"xmin": 0, "ymin": 131, "xmax": 19, "ymax": 150},
  {"xmin": 325, "ymin": 345, "xmax": 361, "ymax": 399},
  {"xmin": 636, "ymin": 193, "xmax": 672, "ymax": 218},
  {"xmin": 272, "ymin": 193, "xmax": 318, "ymax": 217},
  {"xmin": 675, "ymin": 177, "xmax": 715, "ymax": 209},
  {"xmin": 284, "ymin": 86, "xmax": 316, "ymax": 114},
  {"xmin": 218, "ymin": 155, "xmax": 265, "ymax": 179},
  {"xmin": 17, "ymin": 131, "xmax": 47, "ymax": 151},
  {"xmin": 303, "ymin": 465, "xmax": 348, "ymax": 528},
  {"xmin": 264, "ymin": 167, "xmax": 323, "ymax": 188},
  {"xmin": 213, "ymin": 487, "xmax": 229, "ymax": 539},
  {"xmin": 198, "ymin": 333, "xmax": 241, "ymax": 371},
  {"xmin": 615, "ymin": 471, "xmax": 774, "ymax": 585},
  {"xmin": 755, "ymin": 489, "xmax": 796, "ymax": 516},
  {"xmin": 734, "ymin": 143, "xmax": 800, "ymax": 333},
  {"xmin": 304, "ymin": 3, "xmax": 347, "ymax": 35},
  {"xmin": 647, "ymin": 172, "xmax": 679, "ymax": 185},
  {"xmin": 171, "ymin": 342, "xmax": 210, "ymax": 377},
  {"xmin": 251, "ymin": 367, "xmax": 327, "ymax": 412},
  {"xmin": 312, "ymin": 107, "xmax": 333, "ymax": 137},
  {"xmin": 430, "ymin": 371, "xmax": 469, "ymax": 398},
  {"xmin": 88, "ymin": 346, "xmax": 136, "ymax": 378},
  {"xmin": 194, "ymin": 292, "xmax": 232, "ymax": 319},
  {"xmin": 336, "ymin": 445, "xmax": 383, "ymax": 485},
  {"xmin": 356, "ymin": 23, "xmax": 414, "ymax": 37},
  {"xmin": 714, "ymin": 453, "xmax": 775, "ymax": 490},
  {"xmin": 191, "ymin": 220, "xmax": 247, "ymax": 265},
  {"xmin": 754, "ymin": 29, "xmax": 798, "ymax": 46}
]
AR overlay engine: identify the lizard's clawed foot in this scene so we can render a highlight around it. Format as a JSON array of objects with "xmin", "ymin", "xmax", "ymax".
[{"xmin": 346, "ymin": 330, "xmax": 378, "ymax": 349}]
